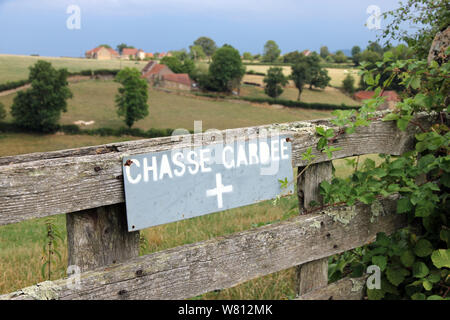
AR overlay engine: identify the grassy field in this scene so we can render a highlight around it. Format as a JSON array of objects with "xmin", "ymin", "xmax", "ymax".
[
  {"xmin": 0, "ymin": 133, "xmax": 140, "ymax": 157},
  {"xmin": 0, "ymin": 54, "xmax": 148, "ymax": 84},
  {"xmin": 244, "ymin": 65, "xmax": 361, "ymax": 88},
  {"xmin": 0, "ymin": 80, "xmax": 333, "ymax": 136}
]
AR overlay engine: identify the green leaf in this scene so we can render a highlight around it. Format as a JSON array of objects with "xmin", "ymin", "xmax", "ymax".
[
  {"xmin": 386, "ymin": 266, "xmax": 409, "ymax": 286},
  {"xmin": 397, "ymin": 197, "xmax": 412, "ymax": 214},
  {"xmin": 400, "ymin": 250, "xmax": 415, "ymax": 267},
  {"xmin": 440, "ymin": 229, "xmax": 450, "ymax": 246},
  {"xmin": 367, "ymin": 288, "xmax": 385, "ymax": 300},
  {"xmin": 372, "ymin": 255, "xmax": 387, "ymax": 271},
  {"xmin": 317, "ymin": 137, "xmax": 327, "ymax": 150},
  {"xmin": 382, "ymin": 113, "xmax": 399, "ymax": 121},
  {"xmin": 412, "ymin": 262, "xmax": 429, "ymax": 278},
  {"xmin": 431, "ymin": 249, "xmax": 450, "ymax": 268},
  {"xmin": 315, "ymin": 126, "xmax": 326, "ymax": 136},
  {"xmin": 375, "ymin": 233, "xmax": 391, "ymax": 247},
  {"xmin": 396, "ymin": 117, "xmax": 411, "ymax": 131},
  {"xmin": 414, "ymin": 239, "xmax": 433, "ymax": 257},
  {"xmin": 422, "ymin": 280, "xmax": 433, "ymax": 291},
  {"xmin": 427, "ymin": 295, "xmax": 444, "ymax": 300},
  {"xmin": 410, "ymin": 76, "xmax": 421, "ymax": 90},
  {"xmin": 411, "ymin": 292, "xmax": 426, "ymax": 300}
]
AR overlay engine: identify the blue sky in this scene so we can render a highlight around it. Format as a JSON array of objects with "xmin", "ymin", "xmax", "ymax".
[{"xmin": 0, "ymin": 0, "xmax": 402, "ymax": 57}]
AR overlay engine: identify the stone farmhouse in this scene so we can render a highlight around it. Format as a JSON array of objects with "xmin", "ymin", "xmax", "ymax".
[
  {"xmin": 120, "ymin": 48, "xmax": 147, "ymax": 60},
  {"xmin": 141, "ymin": 61, "xmax": 193, "ymax": 91},
  {"xmin": 85, "ymin": 46, "xmax": 119, "ymax": 60}
]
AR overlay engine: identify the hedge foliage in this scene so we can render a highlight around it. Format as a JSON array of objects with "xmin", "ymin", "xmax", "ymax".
[
  {"xmin": 0, "ymin": 69, "xmax": 120, "ymax": 93},
  {"xmin": 0, "ymin": 122, "xmax": 185, "ymax": 138},
  {"xmin": 193, "ymin": 92, "xmax": 358, "ymax": 110}
]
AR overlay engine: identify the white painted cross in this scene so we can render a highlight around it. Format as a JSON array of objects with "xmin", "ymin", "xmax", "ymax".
[{"xmin": 206, "ymin": 173, "xmax": 233, "ymax": 209}]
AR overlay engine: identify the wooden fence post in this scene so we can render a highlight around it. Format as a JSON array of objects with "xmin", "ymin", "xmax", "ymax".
[
  {"xmin": 295, "ymin": 162, "xmax": 332, "ymax": 296},
  {"xmin": 66, "ymin": 203, "xmax": 140, "ymax": 272}
]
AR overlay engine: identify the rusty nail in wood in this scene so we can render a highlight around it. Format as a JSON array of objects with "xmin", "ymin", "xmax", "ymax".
[
  {"xmin": 118, "ymin": 289, "xmax": 128, "ymax": 296},
  {"xmin": 286, "ymin": 137, "xmax": 292, "ymax": 143},
  {"xmin": 136, "ymin": 269, "xmax": 144, "ymax": 277},
  {"xmin": 124, "ymin": 159, "xmax": 133, "ymax": 166},
  {"xmin": 94, "ymin": 166, "xmax": 102, "ymax": 172}
]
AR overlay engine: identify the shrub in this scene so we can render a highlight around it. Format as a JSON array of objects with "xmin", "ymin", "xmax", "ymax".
[
  {"xmin": 0, "ymin": 102, "xmax": 6, "ymax": 120},
  {"xmin": 263, "ymin": 67, "xmax": 288, "ymax": 98},
  {"xmin": 0, "ymin": 80, "xmax": 30, "ymax": 92},
  {"xmin": 11, "ymin": 60, "xmax": 73, "ymax": 133},
  {"xmin": 115, "ymin": 68, "xmax": 149, "ymax": 128},
  {"xmin": 342, "ymin": 74, "xmax": 355, "ymax": 94}
]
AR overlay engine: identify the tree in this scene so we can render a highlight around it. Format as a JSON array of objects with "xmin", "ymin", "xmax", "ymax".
[
  {"xmin": 11, "ymin": 60, "xmax": 73, "ymax": 132},
  {"xmin": 351, "ymin": 46, "xmax": 361, "ymax": 65},
  {"xmin": 320, "ymin": 46, "xmax": 330, "ymax": 59},
  {"xmin": 0, "ymin": 102, "xmax": 6, "ymax": 120},
  {"xmin": 242, "ymin": 52, "xmax": 253, "ymax": 61},
  {"xmin": 160, "ymin": 56, "xmax": 194, "ymax": 74},
  {"xmin": 115, "ymin": 68, "xmax": 149, "ymax": 128},
  {"xmin": 360, "ymin": 49, "xmax": 382, "ymax": 64},
  {"xmin": 193, "ymin": 36, "xmax": 217, "ymax": 57},
  {"xmin": 304, "ymin": 53, "xmax": 330, "ymax": 90},
  {"xmin": 282, "ymin": 50, "xmax": 304, "ymax": 64},
  {"xmin": 291, "ymin": 61, "xmax": 310, "ymax": 101},
  {"xmin": 342, "ymin": 73, "xmax": 355, "ymax": 94},
  {"xmin": 116, "ymin": 43, "xmax": 135, "ymax": 55},
  {"xmin": 333, "ymin": 50, "xmax": 347, "ymax": 63},
  {"xmin": 310, "ymin": 69, "xmax": 331, "ymax": 90},
  {"xmin": 170, "ymin": 49, "xmax": 188, "ymax": 61},
  {"xmin": 98, "ymin": 44, "xmax": 112, "ymax": 49},
  {"xmin": 367, "ymin": 42, "xmax": 384, "ymax": 55},
  {"xmin": 263, "ymin": 67, "xmax": 288, "ymax": 98},
  {"xmin": 262, "ymin": 40, "xmax": 281, "ymax": 63},
  {"xmin": 189, "ymin": 45, "xmax": 206, "ymax": 61},
  {"xmin": 351, "ymin": 45, "xmax": 361, "ymax": 57},
  {"xmin": 208, "ymin": 46, "xmax": 245, "ymax": 92},
  {"xmin": 379, "ymin": 0, "xmax": 449, "ymax": 59}
]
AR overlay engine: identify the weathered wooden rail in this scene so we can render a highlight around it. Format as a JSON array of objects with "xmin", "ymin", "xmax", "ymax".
[{"xmin": 0, "ymin": 113, "xmax": 432, "ymax": 300}]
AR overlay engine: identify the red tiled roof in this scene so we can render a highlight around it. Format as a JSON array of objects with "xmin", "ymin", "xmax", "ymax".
[
  {"xmin": 86, "ymin": 47, "xmax": 118, "ymax": 56},
  {"xmin": 162, "ymin": 73, "xmax": 192, "ymax": 86},
  {"xmin": 354, "ymin": 90, "xmax": 400, "ymax": 102},
  {"xmin": 122, "ymin": 48, "xmax": 139, "ymax": 56},
  {"xmin": 142, "ymin": 63, "xmax": 171, "ymax": 78}
]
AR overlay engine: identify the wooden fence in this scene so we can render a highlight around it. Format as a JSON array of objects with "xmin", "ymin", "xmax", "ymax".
[{"xmin": 0, "ymin": 113, "xmax": 431, "ymax": 300}]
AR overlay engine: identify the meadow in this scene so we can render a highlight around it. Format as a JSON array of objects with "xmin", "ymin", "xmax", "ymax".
[
  {"xmin": 0, "ymin": 54, "xmax": 148, "ymax": 84},
  {"xmin": 245, "ymin": 65, "xmax": 361, "ymax": 88}
]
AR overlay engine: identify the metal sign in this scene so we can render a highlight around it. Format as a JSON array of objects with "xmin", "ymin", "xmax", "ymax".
[{"xmin": 122, "ymin": 135, "xmax": 294, "ymax": 231}]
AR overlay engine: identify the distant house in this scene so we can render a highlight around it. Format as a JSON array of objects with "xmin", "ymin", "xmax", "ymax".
[
  {"xmin": 158, "ymin": 52, "xmax": 172, "ymax": 58},
  {"xmin": 141, "ymin": 61, "xmax": 194, "ymax": 90},
  {"xmin": 136, "ymin": 49, "xmax": 146, "ymax": 60},
  {"xmin": 302, "ymin": 50, "xmax": 312, "ymax": 57},
  {"xmin": 121, "ymin": 48, "xmax": 138, "ymax": 60},
  {"xmin": 161, "ymin": 73, "xmax": 193, "ymax": 91},
  {"xmin": 141, "ymin": 61, "xmax": 174, "ymax": 80},
  {"xmin": 354, "ymin": 90, "xmax": 400, "ymax": 110},
  {"xmin": 145, "ymin": 52, "xmax": 154, "ymax": 59},
  {"xmin": 85, "ymin": 46, "xmax": 119, "ymax": 60}
]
